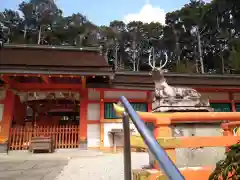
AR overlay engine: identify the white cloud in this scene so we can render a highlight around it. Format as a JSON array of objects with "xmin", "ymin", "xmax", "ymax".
[{"xmin": 123, "ymin": 3, "xmax": 166, "ymax": 25}]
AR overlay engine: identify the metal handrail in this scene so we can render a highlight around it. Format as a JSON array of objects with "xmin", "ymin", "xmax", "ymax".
[{"xmin": 120, "ymin": 96, "xmax": 185, "ymax": 180}]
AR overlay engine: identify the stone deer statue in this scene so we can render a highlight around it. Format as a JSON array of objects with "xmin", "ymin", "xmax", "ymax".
[{"xmin": 148, "ymin": 47, "xmax": 211, "ymax": 112}]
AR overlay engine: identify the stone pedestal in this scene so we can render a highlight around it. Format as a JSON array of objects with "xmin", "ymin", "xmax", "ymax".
[
  {"xmin": 0, "ymin": 142, "xmax": 8, "ymax": 154},
  {"xmin": 79, "ymin": 139, "xmax": 88, "ymax": 149},
  {"xmin": 148, "ymin": 149, "xmax": 155, "ymax": 168}
]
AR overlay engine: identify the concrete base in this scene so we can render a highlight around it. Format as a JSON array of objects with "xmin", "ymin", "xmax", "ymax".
[
  {"xmin": 79, "ymin": 139, "xmax": 88, "ymax": 150},
  {"xmin": 0, "ymin": 142, "xmax": 8, "ymax": 154}
]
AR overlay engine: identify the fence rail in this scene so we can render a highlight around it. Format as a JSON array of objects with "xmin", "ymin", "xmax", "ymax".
[{"xmin": 9, "ymin": 125, "xmax": 79, "ymax": 150}]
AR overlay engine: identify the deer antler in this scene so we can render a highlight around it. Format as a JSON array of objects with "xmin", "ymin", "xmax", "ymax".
[
  {"xmin": 158, "ymin": 52, "xmax": 168, "ymax": 70},
  {"xmin": 148, "ymin": 47, "xmax": 154, "ymax": 69},
  {"xmin": 148, "ymin": 47, "xmax": 169, "ymax": 71}
]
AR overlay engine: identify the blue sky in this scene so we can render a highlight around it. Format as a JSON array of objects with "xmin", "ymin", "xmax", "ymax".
[{"xmin": 1, "ymin": 0, "xmax": 207, "ymax": 25}]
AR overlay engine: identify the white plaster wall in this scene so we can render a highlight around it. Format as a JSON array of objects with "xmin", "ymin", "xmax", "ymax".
[
  {"xmin": 0, "ymin": 90, "xmax": 6, "ymax": 101},
  {"xmin": 104, "ymin": 91, "xmax": 147, "ymax": 100},
  {"xmin": 88, "ymin": 89, "xmax": 100, "ymax": 100},
  {"xmin": 173, "ymin": 124, "xmax": 223, "ymax": 137},
  {"xmin": 201, "ymin": 92, "xmax": 229, "ymax": 100},
  {"xmin": 87, "ymin": 124, "xmax": 100, "ymax": 147},
  {"xmin": 103, "ymin": 123, "xmax": 136, "ymax": 147},
  {"xmin": 87, "ymin": 103, "xmax": 100, "ymax": 120},
  {"xmin": 0, "ymin": 104, "xmax": 4, "ymax": 121}
]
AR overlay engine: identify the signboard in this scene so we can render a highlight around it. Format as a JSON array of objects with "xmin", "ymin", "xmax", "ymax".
[{"xmin": 210, "ymin": 103, "xmax": 232, "ymax": 112}]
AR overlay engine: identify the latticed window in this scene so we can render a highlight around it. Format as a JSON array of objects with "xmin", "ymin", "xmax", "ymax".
[
  {"xmin": 104, "ymin": 102, "xmax": 148, "ymax": 119},
  {"xmin": 210, "ymin": 103, "xmax": 232, "ymax": 112}
]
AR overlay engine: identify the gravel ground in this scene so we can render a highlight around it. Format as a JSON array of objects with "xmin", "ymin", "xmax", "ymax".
[{"xmin": 56, "ymin": 152, "xmax": 149, "ymax": 180}]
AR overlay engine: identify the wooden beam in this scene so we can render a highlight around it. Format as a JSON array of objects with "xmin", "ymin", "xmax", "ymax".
[
  {"xmin": 0, "ymin": 75, "xmax": 16, "ymax": 90},
  {"xmin": 196, "ymin": 88, "xmax": 240, "ymax": 92},
  {"xmin": 130, "ymin": 135, "xmax": 240, "ymax": 149},
  {"xmin": 0, "ymin": 73, "xmax": 79, "ymax": 78},
  {"xmin": 41, "ymin": 75, "xmax": 50, "ymax": 84},
  {"xmin": 96, "ymin": 88, "xmax": 148, "ymax": 92},
  {"xmin": 134, "ymin": 111, "xmax": 240, "ymax": 122},
  {"xmin": 0, "ymin": 75, "xmax": 11, "ymax": 84},
  {"xmin": 12, "ymin": 83, "xmax": 82, "ymax": 91},
  {"xmin": 81, "ymin": 76, "xmax": 86, "ymax": 89},
  {"xmin": 97, "ymin": 87, "xmax": 240, "ymax": 93},
  {"xmin": 101, "ymin": 119, "xmax": 122, "ymax": 123}
]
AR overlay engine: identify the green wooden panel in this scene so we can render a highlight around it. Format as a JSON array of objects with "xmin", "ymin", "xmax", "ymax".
[
  {"xmin": 104, "ymin": 102, "xmax": 148, "ymax": 119},
  {"xmin": 235, "ymin": 104, "xmax": 240, "ymax": 112},
  {"xmin": 210, "ymin": 103, "xmax": 232, "ymax": 112},
  {"xmin": 131, "ymin": 103, "xmax": 147, "ymax": 112},
  {"xmin": 104, "ymin": 103, "xmax": 118, "ymax": 119}
]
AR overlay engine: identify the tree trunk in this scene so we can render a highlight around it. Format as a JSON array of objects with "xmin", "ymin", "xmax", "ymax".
[
  {"xmin": 7, "ymin": 28, "xmax": 10, "ymax": 43},
  {"xmin": 176, "ymin": 41, "xmax": 181, "ymax": 65},
  {"xmin": 136, "ymin": 54, "xmax": 140, "ymax": 71},
  {"xmin": 133, "ymin": 58, "xmax": 136, "ymax": 71},
  {"xmin": 173, "ymin": 28, "xmax": 180, "ymax": 65},
  {"xmin": 197, "ymin": 31, "xmax": 204, "ymax": 73},
  {"xmin": 23, "ymin": 25, "xmax": 27, "ymax": 39},
  {"xmin": 119, "ymin": 55, "xmax": 123, "ymax": 70},
  {"xmin": 132, "ymin": 40, "xmax": 136, "ymax": 71},
  {"xmin": 74, "ymin": 37, "xmax": 77, "ymax": 46},
  {"xmin": 194, "ymin": 45, "xmax": 198, "ymax": 73},
  {"xmin": 114, "ymin": 45, "xmax": 118, "ymax": 71},
  {"xmin": 221, "ymin": 54, "xmax": 225, "ymax": 74},
  {"xmin": 37, "ymin": 25, "xmax": 42, "ymax": 45},
  {"xmin": 104, "ymin": 49, "xmax": 109, "ymax": 64}
]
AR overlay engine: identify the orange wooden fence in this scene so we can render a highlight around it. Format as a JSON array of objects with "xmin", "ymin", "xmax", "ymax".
[{"xmin": 9, "ymin": 125, "xmax": 79, "ymax": 150}]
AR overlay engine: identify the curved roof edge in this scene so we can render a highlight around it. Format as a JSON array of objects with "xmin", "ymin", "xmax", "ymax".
[{"xmin": 3, "ymin": 44, "xmax": 101, "ymax": 52}]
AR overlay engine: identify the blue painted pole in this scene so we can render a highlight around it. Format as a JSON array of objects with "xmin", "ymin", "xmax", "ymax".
[{"xmin": 120, "ymin": 96, "xmax": 184, "ymax": 180}]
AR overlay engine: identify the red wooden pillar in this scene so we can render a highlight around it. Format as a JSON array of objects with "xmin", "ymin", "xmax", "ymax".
[
  {"xmin": 0, "ymin": 90, "xmax": 15, "ymax": 146},
  {"xmin": 147, "ymin": 91, "xmax": 152, "ymax": 112},
  {"xmin": 79, "ymin": 89, "xmax": 88, "ymax": 149},
  {"xmin": 229, "ymin": 93, "xmax": 236, "ymax": 112},
  {"xmin": 99, "ymin": 90, "xmax": 104, "ymax": 150}
]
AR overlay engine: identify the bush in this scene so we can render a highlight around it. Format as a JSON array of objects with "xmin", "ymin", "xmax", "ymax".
[{"xmin": 209, "ymin": 144, "xmax": 240, "ymax": 180}]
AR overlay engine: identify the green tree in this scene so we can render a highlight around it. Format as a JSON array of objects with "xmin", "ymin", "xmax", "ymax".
[
  {"xmin": 0, "ymin": 9, "xmax": 22, "ymax": 43},
  {"xmin": 19, "ymin": 1, "xmax": 35, "ymax": 40}
]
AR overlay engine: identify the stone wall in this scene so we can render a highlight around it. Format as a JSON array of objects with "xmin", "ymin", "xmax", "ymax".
[{"xmin": 173, "ymin": 124, "xmax": 225, "ymax": 167}]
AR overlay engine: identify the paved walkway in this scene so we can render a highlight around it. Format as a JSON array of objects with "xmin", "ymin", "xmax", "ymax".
[
  {"xmin": 0, "ymin": 150, "xmax": 149, "ymax": 180},
  {"xmin": 0, "ymin": 160, "xmax": 68, "ymax": 180},
  {"xmin": 56, "ymin": 152, "xmax": 149, "ymax": 180}
]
